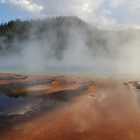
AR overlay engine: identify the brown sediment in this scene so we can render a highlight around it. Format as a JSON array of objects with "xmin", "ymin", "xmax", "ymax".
[{"xmin": 0, "ymin": 73, "xmax": 140, "ymax": 140}]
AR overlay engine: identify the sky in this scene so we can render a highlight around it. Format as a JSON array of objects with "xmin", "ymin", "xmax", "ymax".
[{"xmin": 0, "ymin": 0, "xmax": 140, "ymax": 28}]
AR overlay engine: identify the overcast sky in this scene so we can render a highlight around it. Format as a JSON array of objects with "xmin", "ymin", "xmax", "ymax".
[{"xmin": 0, "ymin": 0, "xmax": 140, "ymax": 28}]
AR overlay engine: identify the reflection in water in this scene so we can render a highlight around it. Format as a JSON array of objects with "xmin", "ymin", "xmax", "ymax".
[
  {"xmin": 0, "ymin": 86, "xmax": 85, "ymax": 131},
  {"xmin": 134, "ymin": 89, "xmax": 140, "ymax": 105},
  {"xmin": 0, "ymin": 79, "xmax": 52, "ymax": 97},
  {"xmin": 131, "ymin": 81, "xmax": 140, "ymax": 105},
  {"xmin": 0, "ymin": 94, "xmax": 41, "ymax": 116}
]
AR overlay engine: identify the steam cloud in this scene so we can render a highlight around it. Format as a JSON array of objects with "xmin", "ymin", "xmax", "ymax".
[{"xmin": 0, "ymin": 17, "xmax": 140, "ymax": 75}]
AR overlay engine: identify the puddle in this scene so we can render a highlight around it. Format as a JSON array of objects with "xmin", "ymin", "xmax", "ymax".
[
  {"xmin": 0, "ymin": 79, "xmax": 52, "ymax": 97},
  {"xmin": 134, "ymin": 89, "xmax": 140, "ymax": 104},
  {"xmin": 0, "ymin": 85, "xmax": 86, "ymax": 131},
  {"xmin": 0, "ymin": 94, "xmax": 41, "ymax": 116},
  {"xmin": 130, "ymin": 81, "xmax": 140, "ymax": 105},
  {"xmin": 0, "ymin": 75, "xmax": 28, "ymax": 80}
]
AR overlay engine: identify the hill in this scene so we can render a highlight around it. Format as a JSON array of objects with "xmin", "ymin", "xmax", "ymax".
[{"xmin": 0, "ymin": 16, "xmax": 140, "ymax": 57}]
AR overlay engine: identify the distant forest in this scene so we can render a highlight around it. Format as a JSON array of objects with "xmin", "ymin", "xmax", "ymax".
[
  {"xmin": 0, "ymin": 16, "xmax": 91, "ymax": 57},
  {"xmin": 0, "ymin": 16, "xmax": 139, "ymax": 58}
]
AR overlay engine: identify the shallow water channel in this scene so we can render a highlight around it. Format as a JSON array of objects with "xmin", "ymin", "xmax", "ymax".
[{"xmin": 0, "ymin": 85, "xmax": 86, "ymax": 131}]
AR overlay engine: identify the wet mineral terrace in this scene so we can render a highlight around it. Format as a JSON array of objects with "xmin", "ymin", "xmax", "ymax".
[{"xmin": 0, "ymin": 73, "xmax": 140, "ymax": 140}]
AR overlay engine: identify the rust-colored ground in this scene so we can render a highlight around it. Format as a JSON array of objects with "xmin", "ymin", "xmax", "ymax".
[{"xmin": 0, "ymin": 73, "xmax": 140, "ymax": 140}]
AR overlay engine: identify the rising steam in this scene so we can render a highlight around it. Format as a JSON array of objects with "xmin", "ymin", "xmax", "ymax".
[{"xmin": 0, "ymin": 17, "xmax": 140, "ymax": 75}]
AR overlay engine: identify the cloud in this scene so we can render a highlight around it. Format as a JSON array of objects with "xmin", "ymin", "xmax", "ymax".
[
  {"xmin": 0, "ymin": 0, "xmax": 43, "ymax": 12},
  {"xmin": 108, "ymin": 0, "xmax": 140, "ymax": 28},
  {"xmin": 0, "ymin": 0, "xmax": 117, "ymax": 28},
  {"xmin": 109, "ymin": 0, "xmax": 140, "ymax": 9},
  {"xmin": 1, "ymin": 0, "xmax": 140, "ymax": 28},
  {"xmin": 38, "ymin": 0, "xmax": 103, "ymax": 18},
  {"xmin": 36, "ymin": 0, "xmax": 117, "ymax": 28}
]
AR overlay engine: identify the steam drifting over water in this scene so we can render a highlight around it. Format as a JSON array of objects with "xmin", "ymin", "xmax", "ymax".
[{"xmin": 0, "ymin": 17, "xmax": 140, "ymax": 75}]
